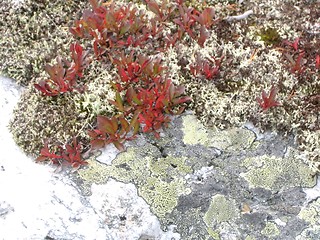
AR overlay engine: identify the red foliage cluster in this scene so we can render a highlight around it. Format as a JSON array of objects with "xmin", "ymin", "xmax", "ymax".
[
  {"xmin": 88, "ymin": 114, "xmax": 139, "ymax": 151},
  {"xmin": 256, "ymin": 85, "xmax": 281, "ymax": 112},
  {"xmin": 283, "ymin": 37, "xmax": 320, "ymax": 75},
  {"xmin": 36, "ymin": 138, "xmax": 88, "ymax": 168},
  {"xmin": 34, "ymin": 43, "xmax": 90, "ymax": 96},
  {"xmin": 190, "ymin": 55, "xmax": 224, "ymax": 80},
  {"xmin": 34, "ymin": 0, "xmax": 223, "ymax": 167},
  {"xmin": 102, "ymin": 52, "xmax": 191, "ymax": 144}
]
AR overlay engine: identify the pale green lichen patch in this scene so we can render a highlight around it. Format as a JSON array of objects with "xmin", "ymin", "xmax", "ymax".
[
  {"xmin": 78, "ymin": 146, "xmax": 191, "ymax": 218},
  {"xmin": 140, "ymin": 177, "xmax": 190, "ymax": 218},
  {"xmin": 261, "ymin": 222, "xmax": 280, "ymax": 238},
  {"xmin": 208, "ymin": 128, "xmax": 256, "ymax": 152},
  {"xmin": 298, "ymin": 198, "xmax": 320, "ymax": 225},
  {"xmin": 204, "ymin": 194, "xmax": 240, "ymax": 226},
  {"xmin": 206, "ymin": 228, "xmax": 220, "ymax": 240},
  {"xmin": 240, "ymin": 148, "xmax": 316, "ymax": 192},
  {"xmin": 245, "ymin": 236, "xmax": 256, "ymax": 240},
  {"xmin": 182, "ymin": 114, "xmax": 255, "ymax": 151},
  {"xmin": 296, "ymin": 225, "xmax": 320, "ymax": 240},
  {"xmin": 182, "ymin": 115, "xmax": 210, "ymax": 145},
  {"xmin": 77, "ymin": 158, "xmax": 111, "ymax": 185}
]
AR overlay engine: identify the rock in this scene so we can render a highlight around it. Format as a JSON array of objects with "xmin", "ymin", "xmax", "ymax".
[{"xmin": 1, "ymin": 75, "xmax": 320, "ymax": 239}]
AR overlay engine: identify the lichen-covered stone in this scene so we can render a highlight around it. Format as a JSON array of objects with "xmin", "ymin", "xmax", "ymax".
[
  {"xmin": 78, "ymin": 145, "xmax": 191, "ymax": 218},
  {"xmin": 240, "ymin": 148, "xmax": 316, "ymax": 192},
  {"xmin": 298, "ymin": 198, "xmax": 320, "ymax": 226},
  {"xmin": 204, "ymin": 194, "xmax": 239, "ymax": 226},
  {"xmin": 261, "ymin": 222, "xmax": 280, "ymax": 238},
  {"xmin": 182, "ymin": 114, "xmax": 210, "ymax": 145}
]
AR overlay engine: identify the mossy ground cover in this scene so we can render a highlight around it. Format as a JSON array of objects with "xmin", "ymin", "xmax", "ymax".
[{"xmin": 1, "ymin": 0, "xmax": 319, "ymax": 171}]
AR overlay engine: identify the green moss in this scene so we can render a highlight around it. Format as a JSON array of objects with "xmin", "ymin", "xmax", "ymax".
[
  {"xmin": 240, "ymin": 148, "xmax": 316, "ymax": 192},
  {"xmin": 0, "ymin": 0, "xmax": 88, "ymax": 85},
  {"xmin": 261, "ymin": 222, "xmax": 280, "ymax": 238},
  {"xmin": 257, "ymin": 27, "xmax": 281, "ymax": 46}
]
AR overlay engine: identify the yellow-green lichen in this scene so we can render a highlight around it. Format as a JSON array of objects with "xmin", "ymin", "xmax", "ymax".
[
  {"xmin": 78, "ymin": 146, "xmax": 191, "ymax": 218},
  {"xmin": 182, "ymin": 114, "xmax": 210, "ymax": 145},
  {"xmin": 182, "ymin": 114, "xmax": 256, "ymax": 151},
  {"xmin": 204, "ymin": 194, "xmax": 240, "ymax": 226},
  {"xmin": 298, "ymin": 198, "xmax": 320, "ymax": 225},
  {"xmin": 261, "ymin": 222, "xmax": 280, "ymax": 238},
  {"xmin": 240, "ymin": 148, "xmax": 316, "ymax": 192},
  {"xmin": 140, "ymin": 177, "xmax": 191, "ymax": 218},
  {"xmin": 208, "ymin": 128, "xmax": 256, "ymax": 151},
  {"xmin": 245, "ymin": 236, "xmax": 256, "ymax": 240},
  {"xmin": 206, "ymin": 228, "xmax": 220, "ymax": 240},
  {"xmin": 77, "ymin": 158, "xmax": 110, "ymax": 185},
  {"xmin": 296, "ymin": 225, "xmax": 320, "ymax": 240}
]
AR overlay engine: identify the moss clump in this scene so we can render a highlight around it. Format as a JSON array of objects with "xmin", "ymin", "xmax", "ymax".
[
  {"xmin": 9, "ymin": 87, "xmax": 90, "ymax": 156},
  {"xmin": 0, "ymin": 0, "xmax": 88, "ymax": 86},
  {"xmin": 257, "ymin": 27, "xmax": 281, "ymax": 46}
]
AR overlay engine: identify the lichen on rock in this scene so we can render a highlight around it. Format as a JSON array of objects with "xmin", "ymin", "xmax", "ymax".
[{"xmin": 240, "ymin": 147, "xmax": 316, "ymax": 192}]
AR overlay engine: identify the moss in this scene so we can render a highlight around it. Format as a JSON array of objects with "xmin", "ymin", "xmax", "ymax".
[
  {"xmin": 0, "ymin": 0, "xmax": 89, "ymax": 86},
  {"xmin": 9, "ymin": 88, "xmax": 91, "ymax": 156},
  {"xmin": 204, "ymin": 194, "xmax": 239, "ymax": 226},
  {"xmin": 257, "ymin": 28, "xmax": 281, "ymax": 46},
  {"xmin": 240, "ymin": 148, "xmax": 316, "ymax": 192},
  {"xmin": 261, "ymin": 222, "xmax": 280, "ymax": 238}
]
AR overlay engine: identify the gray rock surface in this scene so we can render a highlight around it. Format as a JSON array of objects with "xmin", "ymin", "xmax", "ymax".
[{"xmin": 1, "ymin": 76, "xmax": 320, "ymax": 239}]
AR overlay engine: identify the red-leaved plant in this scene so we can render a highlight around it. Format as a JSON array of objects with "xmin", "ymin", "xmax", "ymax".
[
  {"xmin": 256, "ymin": 85, "xmax": 281, "ymax": 111},
  {"xmin": 190, "ymin": 55, "xmax": 224, "ymax": 80},
  {"xmin": 34, "ymin": 43, "xmax": 90, "ymax": 96},
  {"xmin": 36, "ymin": 137, "xmax": 87, "ymax": 168},
  {"xmin": 103, "ymin": 53, "xmax": 191, "ymax": 139},
  {"xmin": 88, "ymin": 114, "xmax": 140, "ymax": 151}
]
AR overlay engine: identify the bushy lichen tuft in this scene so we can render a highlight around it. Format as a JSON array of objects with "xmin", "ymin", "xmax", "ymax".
[
  {"xmin": 0, "ymin": 0, "xmax": 88, "ymax": 86},
  {"xmin": 9, "ymin": 86, "xmax": 90, "ymax": 156}
]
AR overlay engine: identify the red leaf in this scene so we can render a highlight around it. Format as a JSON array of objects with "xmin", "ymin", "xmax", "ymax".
[
  {"xmin": 315, "ymin": 55, "xmax": 320, "ymax": 69},
  {"xmin": 256, "ymin": 85, "xmax": 281, "ymax": 111},
  {"xmin": 91, "ymin": 139, "xmax": 106, "ymax": 150},
  {"xmin": 112, "ymin": 141, "xmax": 125, "ymax": 151},
  {"xmin": 97, "ymin": 115, "xmax": 118, "ymax": 135}
]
